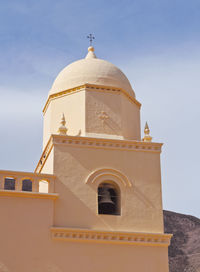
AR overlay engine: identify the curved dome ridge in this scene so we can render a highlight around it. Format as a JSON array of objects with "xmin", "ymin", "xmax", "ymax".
[{"xmin": 49, "ymin": 47, "xmax": 135, "ymax": 98}]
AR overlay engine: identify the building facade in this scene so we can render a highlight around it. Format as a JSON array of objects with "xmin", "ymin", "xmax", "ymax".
[{"xmin": 0, "ymin": 46, "xmax": 172, "ymax": 272}]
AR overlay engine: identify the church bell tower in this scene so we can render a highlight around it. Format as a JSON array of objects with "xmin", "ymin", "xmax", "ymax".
[{"xmin": 35, "ymin": 45, "xmax": 171, "ymax": 272}]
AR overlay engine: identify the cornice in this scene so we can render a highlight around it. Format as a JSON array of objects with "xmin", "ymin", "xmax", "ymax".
[
  {"xmin": 35, "ymin": 134, "xmax": 162, "ymax": 174},
  {"xmin": 0, "ymin": 169, "xmax": 55, "ymax": 179},
  {"xmin": 43, "ymin": 83, "xmax": 141, "ymax": 114},
  {"xmin": 34, "ymin": 136, "xmax": 53, "ymax": 173},
  {"xmin": 0, "ymin": 190, "xmax": 59, "ymax": 200},
  {"xmin": 52, "ymin": 134, "xmax": 162, "ymax": 152},
  {"xmin": 51, "ymin": 227, "xmax": 172, "ymax": 247}
]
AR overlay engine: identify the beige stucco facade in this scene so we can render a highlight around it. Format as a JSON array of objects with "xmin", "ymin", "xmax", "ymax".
[
  {"xmin": 43, "ymin": 84, "xmax": 141, "ymax": 148},
  {"xmin": 0, "ymin": 46, "xmax": 171, "ymax": 272}
]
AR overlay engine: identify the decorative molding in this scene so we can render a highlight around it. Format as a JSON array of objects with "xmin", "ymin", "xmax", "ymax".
[
  {"xmin": 36, "ymin": 134, "xmax": 162, "ymax": 174},
  {"xmin": 85, "ymin": 84, "xmax": 141, "ymax": 108},
  {"xmin": 43, "ymin": 85, "xmax": 84, "ymax": 114},
  {"xmin": 0, "ymin": 169, "xmax": 55, "ymax": 179},
  {"xmin": 34, "ymin": 137, "xmax": 53, "ymax": 173},
  {"xmin": 0, "ymin": 190, "xmax": 59, "ymax": 200},
  {"xmin": 51, "ymin": 227, "xmax": 172, "ymax": 247},
  {"xmin": 86, "ymin": 168, "xmax": 132, "ymax": 187},
  {"xmin": 52, "ymin": 135, "xmax": 162, "ymax": 152},
  {"xmin": 43, "ymin": 84, "xmax": 141, "ymax": 114}
]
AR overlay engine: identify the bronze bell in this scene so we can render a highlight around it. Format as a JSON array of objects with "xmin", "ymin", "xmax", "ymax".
[{"xmin": 98, "ymin": 186, "xmax": 115, "ymax": 214}]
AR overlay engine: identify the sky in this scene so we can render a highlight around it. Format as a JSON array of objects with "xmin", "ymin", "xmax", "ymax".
[{"xmin": 0, "ymin": 0, "xmax": 199, "ymax": 218}]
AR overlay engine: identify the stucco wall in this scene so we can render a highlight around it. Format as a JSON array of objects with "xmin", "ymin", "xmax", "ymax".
[
  {"xmin": 43, "ymin": 91, "xmax": 86, "ymax": 149},
  {"xmin": 52, "ymin": 143, "xmax": 163, "ymax": 233},
  {"xmin": 41, "ymin": 147, "xmax": 54, "ymax": 175},
  {"xmin": 121, "ymin": 92, "xmax": 141, "ymax": 140},
  {"xmin": 0, "ymin": 195, "xmax": 169, "ymax": 272},
  {"xmin": 43, "ymin": 88, "xmax": 141, "ymax": 150},
  {"xmin": 85, "ymin": 90, "xmax": 122, "ymax": 137}
]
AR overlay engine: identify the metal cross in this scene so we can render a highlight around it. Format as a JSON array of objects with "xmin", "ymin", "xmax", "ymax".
[{"xmin": 87, "ymin": 34, "xmax": 95, "ymax": 46}]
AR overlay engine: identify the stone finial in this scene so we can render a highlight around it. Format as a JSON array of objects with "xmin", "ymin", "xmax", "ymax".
[
  {"xmin": 58, "ymin": 113, "xmax": 68, "ymax": 135},
  {"xmin": 142, "ymin": 122, "xmax": 152, "ymax": 142},
  {"xmin": 85, "ymin": 46, "xmax": 97, "ymax": 59}
]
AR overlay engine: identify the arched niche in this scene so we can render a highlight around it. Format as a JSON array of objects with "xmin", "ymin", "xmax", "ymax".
[{"xmin": 86, "ymin": 168, "xmax": 132, "ymax": 216}]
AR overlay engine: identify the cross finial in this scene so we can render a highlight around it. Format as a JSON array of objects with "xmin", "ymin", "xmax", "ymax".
[{"xmin": 87, "ymin": 34, "xmax": 95, "ymax": 46}]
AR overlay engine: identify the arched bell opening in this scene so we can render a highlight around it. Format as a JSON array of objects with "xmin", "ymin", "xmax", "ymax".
[{"xmin": 98, "ymin": 182, "xmax": 120, "ymax": 216}]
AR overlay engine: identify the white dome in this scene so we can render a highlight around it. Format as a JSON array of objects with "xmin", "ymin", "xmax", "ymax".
[{"xmin": 49, "ymin": 47, "xmax": 135, "ymax": 98}]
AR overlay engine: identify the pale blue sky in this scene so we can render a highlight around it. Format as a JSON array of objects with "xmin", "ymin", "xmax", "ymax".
[{"xmin": 0, "ymin": 0, "xmax": 199, "ymax": 217}]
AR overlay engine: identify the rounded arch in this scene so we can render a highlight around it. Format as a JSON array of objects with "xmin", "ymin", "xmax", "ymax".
[
  {"xmin": 86, "ymin": 168, "xmax": 132, "ymax": 188},
  {"xmin": 21, "ymin": 177, "xmax": 34, "ymax": 182},
  {"xmin": 3, "ymin": 175, "xmax": 15, "ymax": 180}
]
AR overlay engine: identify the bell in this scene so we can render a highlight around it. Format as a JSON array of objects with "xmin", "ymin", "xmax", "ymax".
[{"xmin": 98, "ymin": 186, "xmax": 115, "ymax": 214}]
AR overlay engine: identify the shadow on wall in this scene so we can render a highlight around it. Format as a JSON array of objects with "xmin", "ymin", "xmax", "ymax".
[
  {"xmin": 104, "ymin": 117, "xmax": 121, "ymax": 135},
  {"xmin": 54, "ymin": 177, "xmax": 115, "ymax": 229},
  {"xmin": 55, "ymin": 145, "xmax": 157, "ymax": 218}
]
